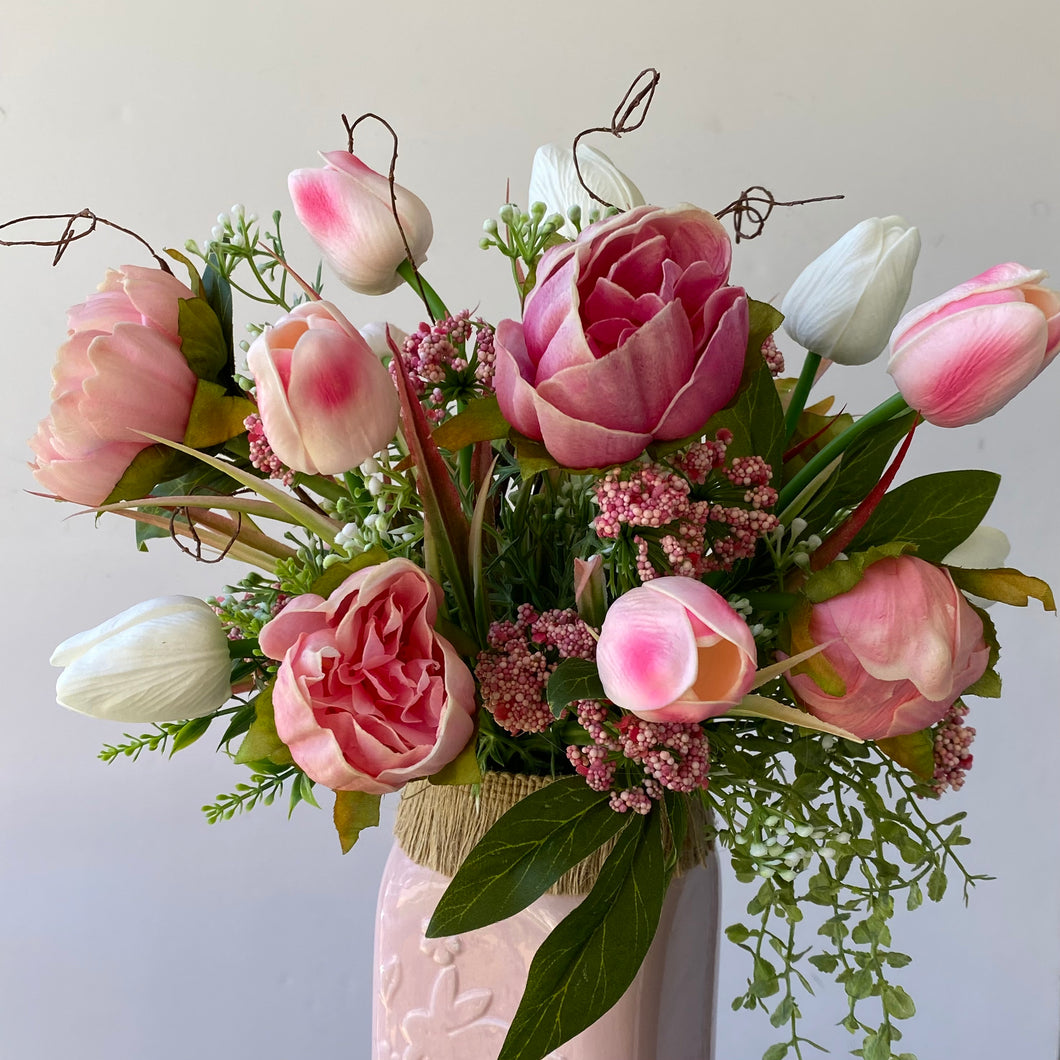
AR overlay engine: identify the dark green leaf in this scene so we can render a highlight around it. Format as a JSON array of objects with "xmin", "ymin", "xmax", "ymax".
[
  {"xmin": 333, "ymin": 790, "xmax": 381, "ymax": 854},
  {"xmin": 850, "ymin": 470, "xmax": 1001, "ymax": 562},
  {"xmin": 546, "ymin": 658, "xmax": 605, "ymax": 718},
  {"xmin": 234, "ymin": 686, "xmax": 293, "ymax": 766},
  {"xmin": 201, "ymin": 253, "xmax": 234, "ymax": 367},
  {"xmin": 497, "ymin": 808, "xmax": 666, "ymax": 1060},
  {"xmin": 176, "ymin": 296, "xmax": 229, "ymax": 382},
  {"xmin": 427, "ymin": 777, "xmax": 628, "ymax": 936},
  {"xmin": 103, "ymin": 444, "xmax": 193, "ymax": 507},
  {"xmin": 707, "ymin": 351, "xmax": 785, "ymax": 479}
]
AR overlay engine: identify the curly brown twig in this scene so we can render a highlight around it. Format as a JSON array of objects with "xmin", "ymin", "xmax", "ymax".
[
  {"xmin": 169, "ymin": 507, "xmax": 241, "ymax": 564},
  {"xmin": 715, "ymin": 187, "xmax": 845, "ymax": 244},
  {"xmin": 0, "ymin": 209, "xmax": 171, "ymax": 270},
  {"xmin": 341, "ymin": 111, "xmax": 431, "ymax": 312},
  {"xmin": 571, "ymin": 68, "xmax": 661, "ymax": 209}
]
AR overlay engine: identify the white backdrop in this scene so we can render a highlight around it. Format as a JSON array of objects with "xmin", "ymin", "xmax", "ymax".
[{"xmin": 2, "ymin": 2, "xmax": 1058, "ymax": 1058}]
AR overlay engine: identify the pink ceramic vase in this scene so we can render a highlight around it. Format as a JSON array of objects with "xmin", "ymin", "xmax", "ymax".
[{"xmin": 371, "ymin": 776, "xmax": 720, "ymax": 1060}]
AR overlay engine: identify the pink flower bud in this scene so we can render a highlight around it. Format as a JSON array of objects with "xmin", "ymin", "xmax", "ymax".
[
  {"xmin": 288, "ymin": 151, "xmax": 433, "ymax": 296},
  {"xmin": 246, "ymin": 301, "xmax": 399, "ymax": 475},
  {"xmin": 28, "ymin": 265, "xmax": 199, "ymax": 505},
  {"xmin": 596, "ymin": 578, "xmax": 757, "ymax": 723},
  {"xmin": 887, "ymin": 262, "xmax": 1060, "ymax": 426},
  {"xmin": 785, "ymin": 556, "xmax": 990, "ymax": 740}
]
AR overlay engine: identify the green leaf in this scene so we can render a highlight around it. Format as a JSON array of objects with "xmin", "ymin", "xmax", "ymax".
[
  {"xmin": 427, "ymin": 777, "xmax": 628, "ymax": 937},
  {"xmin": 176, "ymin": 296, "xmax": 229, "ymax": 382},
  {"xmin": 201, "ymin": 253, "xmax": 234, "ymax": 367},
  {"xmin": 762, "ymin": 1043, "xmax": 789, "ymax": 1060},
  {"xmin": 877, "ymin": 729, "xmax": 935, "ymax": 782},
  {"xmin": 948, "ymin": 566, "xmax": 1056, "ymax": 611},
  {"xmin": 725, "ymin": 923, "xmax": 752, "ymax": 944},
  {"xmin": 546, "ymin": 658, "xmax": 605, "ymax": 718},
  {"xmin": 800, "ymin": 410, "xmax": 917, "ymax": 534},
  {"xmin": 882, "ymin": 984, "xmax": 917, "ymax": 1019},
  {"xmin": 497, "ymin": 808, "xmax": 666, "ymax": 1060},
  {"xmin": 183, "ymin": 379, "xmax": 257, "ymax": 449},
  {"xmin": 845, "ymin": 968, "xmax": 874, "ymax": 1000},
  {"xmin": 170, "ymin": 715, "xmax": 212, "ymax": 755},
  {"xmin": 927, "ymin": 866, "xmax": 948, "ymax": 902},
  {"xmin": 850, "ymin": 470, "xmax": 1001, "ymax": 562},
  {"xmin": 512, "ymin": 431, "xmax": 561, "ymax": 478},
  {"xmin": 431, "ymin": 395, "xmax": 509, "ymax": 450},
  {"xmin": 333, "ymin": 790, "xmax": 381, "ymax": 854},
  {"xmin": 234, "ymin": 686, "xmax": 293, "ymax": 766},
  {"xmin": 770, "ymin": 995, "xmax": 795, "ymax": 1028},
  {"xmin": 428, "ymin": 733, "xmax": 482, "ymax": 786},
  {"xmin": 747, "ymin": 298, "xmax": 785, "ymax": 361},
  {"xmin": 309, "ymin": 547, "xmax": 389, "ymax": 597},
  {"xmin": 862, "ymin": 1029, "xmax": 892, "ymax": 1060},
  {"xmin": 808, "ymin": 953, "xmax": 839, "ymax": 973},
  {"xmin": 802, "ymin": 541, "xmax": 914, "ymax": 604},
  {"xmin": 103, "ymin": 444, "xmax": 193, "ymax": 507}
]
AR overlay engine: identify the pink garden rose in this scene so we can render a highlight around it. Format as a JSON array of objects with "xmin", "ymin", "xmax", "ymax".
[
  {"xmin": 495, "ymin": 205, "xmax": 749, "ymax": 469},
  {"xmin": 887, "ymin": 262, "xmax": 1060, "ymax": 427},
  {"xmin": 29, "ymin": 265, "xmax": 199, "ymax": 505},
  {"xmin": 257, "ymin": 558, "xmax": 476, "ymax": 794},
  {"xmin": 289, "ymin": 150, "xmax": 433, "ymax": 296},
  {"xmin": 246, "ymin": 301, "xmax": 400, "ymax": 476},
  {"xmin": 785, "ymin": 556, "xmax": 990, "ymax": 740},
  {"xmin": 596, "ymin": 577, "xmax": 757, "ymax": 723}
]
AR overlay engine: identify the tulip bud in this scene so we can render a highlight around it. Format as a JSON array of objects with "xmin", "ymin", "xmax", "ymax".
[
  {"xmin": 288, "ymin": 150, "xmax": 433, "ymax": 296},
  {"xmin": 247, "ymin": 301, "xmax": 400, "ymax": 475},
  {"xmin": 528, "ymin": 143, "xmax": 645, "ymax": 238},
  {"xmin": 596, "ymin": 578, "xmax": 757, "ymax": 723},
  {"xmin": 887, "ymin": 263, "xmax": 1060, "ymax": 427},
  {"xmin": 51, "ymin": 597, "xmax": 233, "ymax": 723},
  {"xmin": 781, "ymin": 216, "xmax": 921, "ymax": 365}
]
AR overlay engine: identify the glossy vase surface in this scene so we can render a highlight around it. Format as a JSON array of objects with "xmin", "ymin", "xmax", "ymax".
[{"xmin": 372, "ymin": 839, "xmax": 720, "ymax": 1059}]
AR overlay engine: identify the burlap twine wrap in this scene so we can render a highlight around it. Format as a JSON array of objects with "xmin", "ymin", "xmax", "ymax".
[{"xmin": 394, "ymin": 771, "xmax": 712, "ymax": 897}]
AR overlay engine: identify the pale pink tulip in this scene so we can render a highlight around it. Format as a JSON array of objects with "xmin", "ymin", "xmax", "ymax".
[
  {"xmin": 785, "ymin": 556, "xmax": 989, "ymax": 740},
  {"xmin": 888, "ymin": 262, "xmax": 1060, "ymax": 426},
  {"xmin": 258, "ymin": 559, "xmax": 476, "ymax": 794},
  {"xmin": 246, "ymin": 301, "xmax": 399, "ymax": 475},
  {"xmin": 495, "ymin": 205, "xmax": 748, "ymax": 469},
  {"xmin": 596, "ymin": 578, "xmax": 757, "ymax": 723},
  {"xmin": 29, "ymin": 266, "xmax": 199, "ymax": 505},
  {"xmin": 289, "ymin": 151, "xmax": 433, "ymax": 296}
]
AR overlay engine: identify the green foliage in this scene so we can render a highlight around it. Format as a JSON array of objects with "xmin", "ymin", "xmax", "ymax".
[
  {"xmin": 428, "ymin": 777, "xmax": 627, "ymax": 936},
  {"xmin": 497, "ymin": 807, "xmax": 667, "ymax": 1060},
  {"xmin": 545, "ymin": 658, "xmax": 606, "ymax": 718},
  {"xmin": 333, "ymin": 790, "xmax": 381, "ymax": 854},
  {"xmin": 201, "ymin": 760, "xmax": 304, "ymax": 823}
]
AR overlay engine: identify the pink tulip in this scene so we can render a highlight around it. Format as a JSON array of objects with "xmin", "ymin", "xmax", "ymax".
[
  {"xmin": 785, "ymin": 556, "xmax": 989, "ymax": 740},
  {"xmin": 258, "ymin": 558, "xmax": 476, "ymax": 794},
  {"xmin": 289, "ymin": 150, "xmax": 433, "ymax": 296},
  {"xmin": 495, "ymin": 205, "xmax": 748, "ymax": 469},
  {"xmin": 29, "ymin": 265, "xmax": 199, "ymax": 505},
  {"xmin": 887, "ymin": 262, "xmax": 1060, "ymax": 426},
  {"xmin": 246, "ymin": 301, "xmax": 400, "ymax": 475},
  {"xmin": 596, "ymin": 577, "xmax": 757, "ymax": 723}
]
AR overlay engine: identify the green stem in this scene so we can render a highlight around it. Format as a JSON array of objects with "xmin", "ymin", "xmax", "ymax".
[
  {"xmin": 777, "ymin": 392, "xmax": 910, "ymax": 513},
  {"xmin": 397, "ymin": 260, "xmax": 449, "ymax": 323},
  {"xmin": 783, "ymin": 351, "xmax": 821, "ymax": 441}
]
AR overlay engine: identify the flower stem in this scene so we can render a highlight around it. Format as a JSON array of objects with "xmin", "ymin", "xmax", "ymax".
[
  {"xmin": 397, "ymin": 260, "xmax": 449, "ymax": 323},
  {"xmin": 777, "ymin": 392, "xmax": 910, "ymax": 513},
  {"xmin": 783, "ymin": 351, "xmax": 821, "ymax": 442}
]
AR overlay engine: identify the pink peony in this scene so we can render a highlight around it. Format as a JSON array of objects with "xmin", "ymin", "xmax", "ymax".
[
  {"xmin": 495, "ymin": 205, "xmax": 749, "ymax": 469},
  {"xmin": 257, "ymin": 558, "xmax": 476, "ymax": 794},
  {"xmin": 28, "ymin": 265, "xmax": 199, "ymax": 505},
  {"xmin": 785, "ymin": 556, "xmax": 990, "ymax": 740},
  {"xmin": 596, "ymin": 577, "xmax": 757, "ymax": 723},
  {"xmin": 246, "ymin": 301, "xmax": 400, "ymax": 476},
  {"xmin": 288, "ymin": 150, "xmax": 433, "ymax": 296},
  {"xmin": 887, "ymin": 262, "xmax": 1060, "ymax": 427}
]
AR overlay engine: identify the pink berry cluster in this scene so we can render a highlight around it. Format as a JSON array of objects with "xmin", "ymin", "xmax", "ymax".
[
  {"xmin": 566, "ymin": 701, "xmax": 711, "ymax": 814},
  {"xmin": 761, "ymin": 333, "xmax": 785, "ymax": 377},
  {"xmin": 475, "ymin": 603, "xmax": 596, "ymax": 734},
  {"xmin": 929, "ymin": 701, "xmax": 975, "ymax": 795},
  {"xmin": 393, "ymin": 311, "xmax": 496, "ymax": 424},
  {"xmin": 593, "ymin": 435, "xmax": 779, "ymax": 579},
  {"xmin": 244, "ymin": 413, "xmax": 293, "ymax": 486}
]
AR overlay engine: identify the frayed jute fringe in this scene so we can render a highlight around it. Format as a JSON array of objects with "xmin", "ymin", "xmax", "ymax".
[{"xmin": 394, "ymin": 771, "xmax": 712, "ymax": 897}]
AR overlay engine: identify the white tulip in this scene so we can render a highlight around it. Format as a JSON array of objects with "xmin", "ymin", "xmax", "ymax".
[
  {"xmin": 528, "ymin": 142, "xmax": 645, "ymax": 238},
  {"xmin": 942, "ymin": 526, "xmax": 1011, "ymax": 609},
  {"xmin": 357, "ymin": 321, "xmax": 408, "ymax": 360},
  {"xmin": 781, "ymin": 216, "xmax": 921, "ymax": 365},
  {"xmin": 51, "ymin": 596, "xmax": 233, "ymax": 722}
]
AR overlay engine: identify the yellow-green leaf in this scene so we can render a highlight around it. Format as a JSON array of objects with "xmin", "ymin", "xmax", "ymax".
[
  {"xmin": 310, "ymin": 547, "xmax": 389, "ymax": 597},
  {"xmin": 333, "ymin": 790, "xmax": 381, "ymax": 854},
  {"xmin": 948, "ymin": 566, "xmax": 1056, "ymax": 612},
  {"xmin": 877, "ymin": 729, "xmax": 935, "ymax": 781},
  {"xmin": 428, "ymin": 733, "xmax": 482, "ymax": 786},
  {"xmin": 183, "ymin": 379, "xmax": 257, "ymax": 449},
  {"xmin": 234, "ymin": 686, "xmax": 293, "ymax": 766},
  {"xmin": 432, "ymin": 395, "xmax": 509, "ymax": 451}
]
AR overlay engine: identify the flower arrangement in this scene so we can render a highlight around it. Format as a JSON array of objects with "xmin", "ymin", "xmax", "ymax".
[{"xmin": 10, "ymin": 71, "xmax": 1057, "ymax": 1060}]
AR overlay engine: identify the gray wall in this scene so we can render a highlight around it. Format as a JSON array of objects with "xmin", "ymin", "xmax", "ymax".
[{"xmin": 2, "ymin": 2, "xmax": 1058, "ymax": 1057}]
